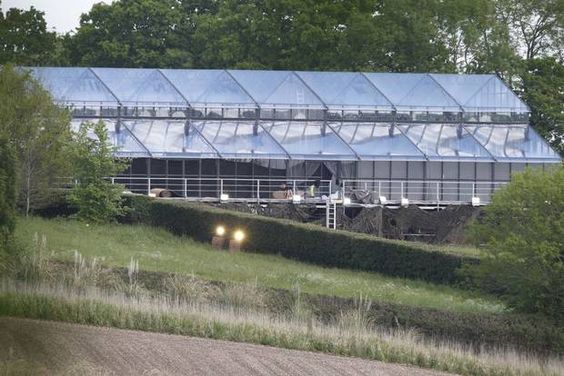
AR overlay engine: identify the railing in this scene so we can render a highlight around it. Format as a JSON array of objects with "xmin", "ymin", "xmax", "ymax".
[
  {"xmin": 110, "ymin": 176, "xmax": 333, "ymax": 202},
  {"xmin": 59, "ymin": 176, "xmax": 508, "ymax": 206},
  {"xmin": 341, "ymin": 180, "xmax": 508, "ymax": 205}
]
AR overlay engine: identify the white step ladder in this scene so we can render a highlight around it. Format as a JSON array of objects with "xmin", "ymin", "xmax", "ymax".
[{"xmin": 326, "ymin": 200, "xmax": 337, "ymax": 229}]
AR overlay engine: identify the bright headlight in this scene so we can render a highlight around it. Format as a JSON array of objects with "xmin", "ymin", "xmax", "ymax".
[
  {"xmin": 233, "ymin": 230, "xmax": 245, "ymax": 242},
  {"xmin": 216, "ymin": 226, "xmax": 226, "ymax": 236}
]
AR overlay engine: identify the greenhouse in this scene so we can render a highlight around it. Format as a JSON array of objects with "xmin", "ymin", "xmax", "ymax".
[{"xmin": 28, "ymin": 67, "xmax": 561, "ymax": 205}]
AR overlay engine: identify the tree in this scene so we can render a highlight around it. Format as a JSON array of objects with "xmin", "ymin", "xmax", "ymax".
[
  {"xmin": 467, "ymin": 166, "xmax": 564, "ymax": 320},
  {"xmin": 499, "ymin": 0, "xmax": 563, "ymax": 60},
  {"xmin": 0, "ymin": 4, "xmax": 60, "ymax": 65},
  {"xmin": 0, "ymin": 137, "xmax": 16, "ymax": 255},
  {"xmin": 69, "ymin": 121, "xmax": 129, "ymax": 223},
  {"xmin": 67, "ymin": 0, "xmax": 194, "ymax": 67},
  {"xmin": 520, "ymin": 58, "xmax": 564, "ymax": 154},
  {"xmin": 0, "ymin": 65, "xmax": 72, "ymax": 216}
]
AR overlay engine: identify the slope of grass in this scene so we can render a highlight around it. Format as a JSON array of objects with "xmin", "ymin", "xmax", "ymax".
[{"xmin": 15, "ymin": 216, "xmax": 505, "ymax": 314}]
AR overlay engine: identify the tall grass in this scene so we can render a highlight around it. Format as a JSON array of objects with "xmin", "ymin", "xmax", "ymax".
[
  {"xmin": 2, "ymin": 241, "xmax": 562, "ymax": 376},
  {"xmin": 1, "ymin": 279, "xmax": 561, "ymax": 376},
  {"xmin": 14, "ymin": 216, "xmax": 506, "ymax": 314}
]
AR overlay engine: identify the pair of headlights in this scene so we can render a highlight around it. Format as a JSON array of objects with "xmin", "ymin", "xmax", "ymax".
[{"xmin": 215, "ymin": 226, "xmax": 245, "ymax": 242}]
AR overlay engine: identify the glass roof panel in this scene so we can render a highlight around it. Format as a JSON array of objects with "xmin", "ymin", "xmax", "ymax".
[
  {"xmin": 262, "ymin": 121, "xmax": 357, "ymax": 160},
  {"xmin": 465, "ymin": 125, "xmax": 560, "ymax": 161},
  {"xmin": 229, "ymin": 70, "xmax": 325, "ymax": 108},
  {"xmin": 331, "ymin": 122, "xmax": 425, "ymax": 160},
  {"xmin": 192, "ymin": 121, "xmax": 288, "ymax": 159},
  {"xmin": 363, "ymin": 73, "xmax": 461, "ymax": 111},
  {"xmin": 29, "ymin": 67, "xmax": 118, "ymax": 106},
  {"xmin": 123, "ymin": 119, "xmax": 218, "ymax": 158},
  {"xmin": 363, "ymin": 73, "xmax": 425, "ymax": 105},
  {"xmin": 297, "ymin": 72, "xmax": 393, "ymax": 110},
  {"xmin": 397, "ymin": 123, "xmax": 493, "ymax": 160},
  {"xmin": 462, "ymin": 76, "xmax": 529, "ymax": 113},
  {"xmin": 430, "ymin": 74, "xmax": 493, "ymax": 106},
  {"xmin": 71, "ymin": 119, "xmax": 150, "ymax": 157},
  {"xmin": 160, "ymin": 69, "xmax": 256, "ymax": 107},
  {"xmin": 91, "ymin": 68, "xmax": 187, "ymax": 107}
]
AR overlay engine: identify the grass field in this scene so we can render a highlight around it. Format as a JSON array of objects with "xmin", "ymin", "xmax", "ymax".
[
  {"xmin": 1, "ymin": 281, "xmax": 561, "ymax": 376},
  {"xmin": 14, "ymin": 216, "xmax": 506, "ymax": 314}
]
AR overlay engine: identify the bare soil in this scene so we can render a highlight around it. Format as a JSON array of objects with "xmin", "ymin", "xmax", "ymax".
[{"xmin": 0, "ymin": 317, "xmax": 454, "ymax": 376}]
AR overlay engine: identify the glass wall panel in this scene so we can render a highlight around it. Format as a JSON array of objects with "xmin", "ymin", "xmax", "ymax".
[
  {"xmin": 460, "ymin": 162, "xmax": 475, "ymax": 180},
  {"xmin": 331, "ymin": 123, "xmax": 425, "ymax": 160},
  {"xmin": 494, "ymin": 163, "xmax": 511, "ymax": 181},
  {"xmin": 407, "ymin": 161, "xmax": 425, "ymax": 179},
  {"xmin": 262, "ymin": 121, "xmax": 357, "ymax": 160},
  {"xmin": 465, "ymin": 125, "xmax": 561, "ymax": 162},
  {"xmin": 397, "ymin": 123, "xmax": 493, "ymax": 160},
  {"xmin": 374, "ymin": 161, "xmax": 391, "ymax": 179},
  {"xmin": 476, "ymin": 162, "xmax": 492, "ymax": 181},
  {"xmin": 192, "ymin": 121, "xmax": 288, "ymax": 159},
  {"xmin": 426, "ymin": 162, "xmax": 442, "ymax": 180},
  {"xmin": 357, "ymin": 161, "xmax": 374, "ymax": 179}
]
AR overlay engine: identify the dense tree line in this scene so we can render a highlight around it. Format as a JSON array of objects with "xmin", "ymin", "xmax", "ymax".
[{"xmin": 0, "ymin": 0, "xmax": 562, "ymax": 151}]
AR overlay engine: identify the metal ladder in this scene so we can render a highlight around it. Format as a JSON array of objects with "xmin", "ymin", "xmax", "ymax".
[{"xmin": 325, "ymin": 200, "xmax": 337, "ymax": 229}]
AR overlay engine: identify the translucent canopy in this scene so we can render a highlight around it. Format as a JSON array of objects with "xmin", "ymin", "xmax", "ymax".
[
  {"xmin": 431, "ymin": 74, "xmax": 529, "ymax": 113},
  {"xmin": 229, "ymin": 70, "xmax": 326, "ymax": 109},
  {"xmin": 160, "ymin": 69, "xmax": 256, "ymax": 108},
  {"xmin": 297, "ymin": 72, "xmax": 393, "ymax": 110},
  {"xmin": 123, "ymin": 119, "xmax": 218, "ymax": 158},
  {"xmin": 71, "ymin": 119, "xmax": 150, "ymax": 158},
  {"xmin": 331, "ymin": 123, "xmax": 425, "ymax": 160},
  {"xmin": 192, "ymin": 121, "xmax": 288, "ymax": 159},
  {"xmin": 91, "ymin": 68, "xmax": 188, "ymax": 107},
  {"xmin": 263, "ymin": 121, "xmax": 357, "ymax": 160},
  {"xmin": 29, "ymin": 67, "xmax": 533, "ymax": 114},
  {"xmin": 364, "ymin": 73, "xmax": 461, "ymax": 112},
  {"xmin": 397, "ymin": 123, "xmax": 493, "ymax": 161},
  {"xmin": 29, "ymin": 67, "xmax": 119, "ymax": 106},
  {"xmin": 465, "ymin": 125, "xmax": 561, "ymax": 162}
]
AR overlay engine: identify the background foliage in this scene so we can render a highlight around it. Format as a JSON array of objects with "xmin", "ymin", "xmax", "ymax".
[{"xmin": 0, "ymin": 65, "xmax": 71, "ymax": 216}]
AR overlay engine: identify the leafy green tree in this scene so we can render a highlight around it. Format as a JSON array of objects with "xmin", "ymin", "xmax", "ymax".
[
  {"xmin": 67, "ymin": 0, "xmax": 194, "ymax": 67},
  {"xmin": 69, "ymin": 121, "xmax": 129, "ymax": 223},
  {"xmin": 0, "ymin": 65, "xmax": 72, "ymax": 215},
  {"xmin": 0, "ymin": 4, "xmax": 59, "ymax": 65},
  {"xmin": 499, "ymin": 0, "xmax": 563, "ymax": 60},
  {"xmin": 0, "ymin": 137, "xmax": 16, "ymax": 254},
  {"xmin": 467, "ymin": 166, "xmax": 564, "ymax": 320},
  {"xmin": 520, "ymin": 58, "xmax": 564, "ymax": 154}
]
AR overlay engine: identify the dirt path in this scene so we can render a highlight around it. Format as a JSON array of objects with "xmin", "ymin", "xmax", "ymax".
[{"xmin": 0, "ymin": 317, "xmax": 454, "ymax": 375}]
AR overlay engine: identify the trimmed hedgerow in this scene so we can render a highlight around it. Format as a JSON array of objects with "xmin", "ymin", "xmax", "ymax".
[{"xmin": 124, "ymin": 196, "xmax": 477, "ymax": 285}]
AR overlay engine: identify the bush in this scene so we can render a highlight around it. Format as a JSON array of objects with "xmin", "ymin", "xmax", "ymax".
[
  {"xmin": 69, "ymin": 121, "xmax": 129, "ymax": 223},
  {"xmin": 124, "ymin": 196, "xmax": 477, "ymax": 285},
  {"xmin": 467, "ymin": 166, "xmax": 564, "ymax": 321}
]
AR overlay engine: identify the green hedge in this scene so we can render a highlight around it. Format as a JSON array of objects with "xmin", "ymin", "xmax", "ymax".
[{"xmin": 125, "ymin": 196, "xmax": 477, "ymax": 285}]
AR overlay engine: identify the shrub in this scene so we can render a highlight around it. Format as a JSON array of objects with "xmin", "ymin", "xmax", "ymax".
[
  {"xmin": 124, "ymin": 196, "xmax": 477, "ymax": 285},
  {"xmin": 466, "ymin": 165, "xmax": 564, "ymax": 321},
  {"xmin": 69, "ymin": 121, "xmax": 129, "ymax": 223}
]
